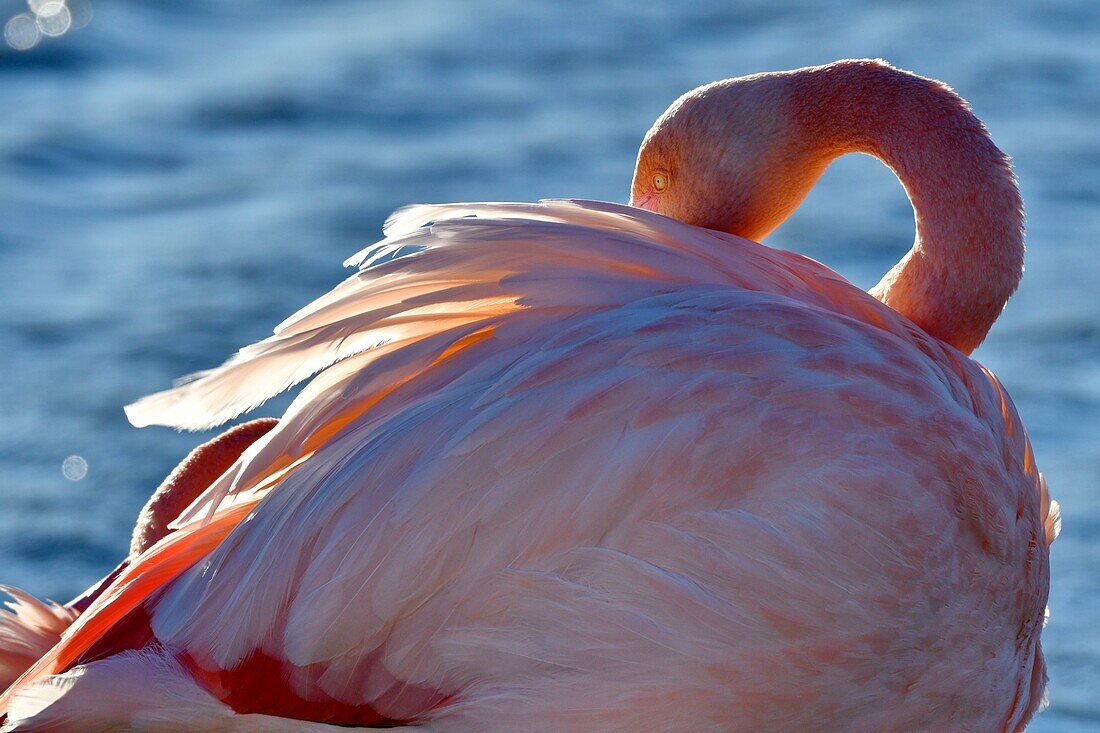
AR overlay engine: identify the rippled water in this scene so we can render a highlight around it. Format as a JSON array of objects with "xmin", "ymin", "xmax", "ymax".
[{"xmin": 0, "ymin": 1, "xmax": 1096, "ymax": 728}]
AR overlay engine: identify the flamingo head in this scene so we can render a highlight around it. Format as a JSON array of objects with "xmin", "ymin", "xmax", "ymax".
[{"xmin": 630, "ymin": 67, "xmax": 833, "ymax": 242}]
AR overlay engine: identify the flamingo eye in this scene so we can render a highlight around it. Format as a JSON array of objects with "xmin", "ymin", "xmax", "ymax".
[{"xmin": 652, "ymin": 172, "xmax": 669, "ymax": 192}]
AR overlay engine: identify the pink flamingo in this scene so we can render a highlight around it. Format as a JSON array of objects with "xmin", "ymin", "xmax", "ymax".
[{"xmin": 0, "ymin": 59, "xmax": 1058, "ymax": 732}]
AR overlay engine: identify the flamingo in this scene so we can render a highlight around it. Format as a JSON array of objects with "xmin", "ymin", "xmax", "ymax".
[{"xmin": 0, "ymin": 59, "xmax": 1058, "ymax": 732}]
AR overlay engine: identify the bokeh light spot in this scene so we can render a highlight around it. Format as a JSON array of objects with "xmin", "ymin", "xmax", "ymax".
[
  {"xmin": 4, "ymin": 13, "xmax": 40, "ymax": 50},
  {"xmin": 62, "ymin": 455, "xmax": 88, "ymax": 482},
  {"xmin": 66, "ymin": 0, "xmax": 91, "ymax": 29},
  {"xmin": 6, "ymin": 0, "xmax": 89, "ymax": 47},
  {"xmin": 35, "ymin": 2, "xmax": 71, "ymax": 37}
]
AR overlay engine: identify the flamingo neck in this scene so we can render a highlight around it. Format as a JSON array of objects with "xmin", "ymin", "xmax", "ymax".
[{"xmin": 792, "ymin": 61, "xmax": 1024, "ymax": 355}]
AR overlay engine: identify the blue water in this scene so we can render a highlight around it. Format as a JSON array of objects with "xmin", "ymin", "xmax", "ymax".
[{"xmin": 0, "ymin": 1, "xmax": 1096, "ymax": 728}]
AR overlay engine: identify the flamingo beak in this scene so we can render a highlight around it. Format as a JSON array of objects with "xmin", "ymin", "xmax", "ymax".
[{"xmin": 632, "ymin": 191, "xmax": 659, "ymax": 212}]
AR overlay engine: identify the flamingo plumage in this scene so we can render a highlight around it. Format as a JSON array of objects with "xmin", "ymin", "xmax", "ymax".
[{"xmin": 0, "ymin": 59, "xmax": 1057, "ymax": 732}]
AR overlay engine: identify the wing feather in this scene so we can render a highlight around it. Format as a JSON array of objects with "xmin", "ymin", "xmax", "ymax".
[{"xmin": 124, "ymin": 200, "xmax": 884, "ymax": 432}]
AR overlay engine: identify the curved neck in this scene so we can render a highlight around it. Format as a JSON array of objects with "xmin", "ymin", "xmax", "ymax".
[{"xmin": 791, "ymin": 61, "xmax": 1024, "ymax": 355}]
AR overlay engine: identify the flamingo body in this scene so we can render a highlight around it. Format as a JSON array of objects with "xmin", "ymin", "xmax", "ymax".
[{"xmin": 2, "ymin": 201, "xmax": 1054, "ymax": 731}]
